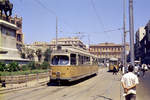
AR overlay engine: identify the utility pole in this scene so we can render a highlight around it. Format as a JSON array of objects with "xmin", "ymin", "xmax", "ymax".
[
  {"xmin": 56, "ymin": 17, "xmax": 58, "ymax": 49},
  {"xmin": 129, "ymin": 0, "xmax": 135, "ymax": 66},
  {"xmin": 123, "ymin": 0, "xmax": 127, "ymax": 74}
]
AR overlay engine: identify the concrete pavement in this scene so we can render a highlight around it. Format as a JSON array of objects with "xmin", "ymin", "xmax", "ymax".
[
  {"xmin": 1, "ymin": 67, "xmax": 150, "ymax": 100},
  {"xmin": 137, "ymin": 70, "xmax": 150, "ymax": 100},
  {"xmin": 2, "ymin": 67, "xmax": 125, "ymax": 100}
]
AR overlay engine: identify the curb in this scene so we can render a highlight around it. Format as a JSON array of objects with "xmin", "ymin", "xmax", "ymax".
[{"xmin": 0, "ymin": 81, "xmax": 48, "ymax": 94}]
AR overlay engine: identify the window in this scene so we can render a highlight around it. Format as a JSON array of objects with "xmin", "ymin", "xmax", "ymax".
[
  {"xmin": 70, "ymin": 54, "xmax": 76, "ymax": 65},
  {"xmin": 52, "ymin": 55, "xmax": 69, "ymax": 65}
]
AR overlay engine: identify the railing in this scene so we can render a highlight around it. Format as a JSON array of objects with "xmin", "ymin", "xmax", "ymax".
[{"xmin": 0, "ymin": 71, "xmax": 51, "ymax": 88}]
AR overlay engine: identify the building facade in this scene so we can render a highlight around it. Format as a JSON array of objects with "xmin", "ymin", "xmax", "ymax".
[
  {"xmin": 135, "ymin": 27, "xmax": 146, "ymax": 61},
  {"xmin": 89, "ymin": 43, "xmax": 129, "ymax": 61},
  {"xmin": 135, "ymin": 20, "xmax": 150, "ymax": 64},
  {"xmin": 144, "ymin": 20, "xmax": 150, "ymax": 64},
  {"xmin": 49, "ymin": 37, "xmax": 87, "ymax": 50},
  {"xmin": 1, "ymin": 14, "xmax": 24, "ymax": 48}
]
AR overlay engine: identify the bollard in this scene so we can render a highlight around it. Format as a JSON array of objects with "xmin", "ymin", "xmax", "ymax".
[
  {"xmin": 36, "ymin": 72, "xmax": 39, "ymax": 85},
  {"xmin": 11, "ymin": 73, "xmax": 13, "ymax": 88},
  {"xmin": 25, "ymin": 73, "xmax": 28, "ymax": 87}
]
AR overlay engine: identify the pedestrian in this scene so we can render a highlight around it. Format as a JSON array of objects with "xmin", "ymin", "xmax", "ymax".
[
  {"xmin": 113, "ymin": 66, "xmax": 117, "ymax": 75},
  {"xmin": 134, "ymin": 64, "xmax": 140, "ymax": 77},
  {"xmin": 121, "ymin": 65, "xmax": 139, "ymax": 100},
  {"xmin": 119, "ymin": 64, "xmax": 123, "ymax": 72},
  {"xmin": 142, "ymin": 64, "xmax": 148, "ymax": 77}
]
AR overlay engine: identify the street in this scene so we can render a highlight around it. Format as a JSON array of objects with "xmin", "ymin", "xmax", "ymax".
[
  {"xmin": 137, "ymin": 70, "xmax": 150, "ymax": 100},
  {"xmin": 3, "ymin": 68, "xmax": 122, "ymax": 100},
  {"xmin": 2, "ymin": 68, "xmax": 150, "ymax": 100}
]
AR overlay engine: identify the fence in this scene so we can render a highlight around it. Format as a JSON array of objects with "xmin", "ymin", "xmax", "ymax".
[{"xmin": 0, "ymin": 71, "xmax": 51, "ymax": 88}]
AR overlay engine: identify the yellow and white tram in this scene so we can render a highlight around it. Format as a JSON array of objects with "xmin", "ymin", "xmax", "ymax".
[
  {"xmin": 108, "ymin": 58, "xmax": 119, "ymax": 71},
  {"xmin": 50, "ymin": 46, "xmax": 99, "ymax": 82}
]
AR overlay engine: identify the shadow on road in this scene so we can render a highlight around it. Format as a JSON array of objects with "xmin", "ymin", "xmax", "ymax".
[
  {"xmin": 47, "ymin": 74, "xmax": 97, "ymax": 86},
  {"xmin": 93, "ymin": 95, "xmax": 112, "ymax": 100}
]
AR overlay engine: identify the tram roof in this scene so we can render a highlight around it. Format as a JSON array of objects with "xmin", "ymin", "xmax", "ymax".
[{"xmin": 52, "ymin": 46, "xmax": 97, "ymax": 57}]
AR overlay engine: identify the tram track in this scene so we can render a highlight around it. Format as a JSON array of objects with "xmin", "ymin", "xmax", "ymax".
[
  {"xmin": 5, "ymin": 68, "xmax": 108, "ymax": 100},
  {"xmin": 54, "ymin": 68, "xmax": 106, "ymax": 100}
]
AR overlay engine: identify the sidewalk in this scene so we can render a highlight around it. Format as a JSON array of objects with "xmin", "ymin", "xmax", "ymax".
[{"xmin": 137, "ymin": 70, "xmax": 150, "ymax": 100}]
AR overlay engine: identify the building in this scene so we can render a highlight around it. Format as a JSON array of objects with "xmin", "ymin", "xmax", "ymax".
[
  {"xmin": 89, "ymin": 42, "xmax": 129, "ymax": 61},
  {"xmin": 1, "ymin": 14, "xmax": 24, "ymax": 49},
  {"xmin": 49, "ymin": 37, "xmax": 87, "ymax": 50},
  {"xmin": 135, "ymin": 27, "xmax": 146, "ymax": 60},
  {"xmin": 135, "ymin": 20, "xmax": 150, "ymax": 64},
  {"xmin": 25, "ymin": 37, "xmax": 87, "ymax": 62},
  {"xmin": 144, "ymin": 20, "xmax": 150, "ymax": 64},
  {"xmin": 0, "ymin": 19, "xmax": 28, "ymax": 64}
]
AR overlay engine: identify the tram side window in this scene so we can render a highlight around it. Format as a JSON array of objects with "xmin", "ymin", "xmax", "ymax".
[
  {"xmin": 78, "ymin": 55, "xmax": 83, "ymax": 65},
  {"xmin": 84, "ymin": 56, "xmax": 90, "ymax": 65},
  {"xmin": 71, "ymin": 54, "xmax": 76, "ymax": 65}
]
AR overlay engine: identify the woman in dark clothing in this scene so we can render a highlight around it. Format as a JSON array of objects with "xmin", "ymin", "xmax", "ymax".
[{"xmin": 113, "ymin": 66, "xmax": 118, "ymax": 75}]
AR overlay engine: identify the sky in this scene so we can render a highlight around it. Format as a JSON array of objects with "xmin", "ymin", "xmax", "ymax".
[{"xmin": 11, "ymin": 0, "xmax": 150, "ymax": 45}]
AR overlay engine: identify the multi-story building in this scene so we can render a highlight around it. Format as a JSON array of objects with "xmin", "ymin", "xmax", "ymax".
[
  {"xmin": 1, "ymin": 14, "xmax": 24, "ymax": 49},
  {"xmin": 89, "ymin": 42, "xmax": 129, "ymax": 61},
  {"xmin": 49, "ymin": 37, "xmax": 87, "ymax": 50},
  {"xmin": 135, "ymin": 20, "xmax": 150, "ymax": 64},
  {"xmin": 0, "ymin": 16, "xmax": 28, "ymax": 64},
  {"xmin": 144, "ymin": 20, "xmax": 150, "ymax": 64},
  {"xmin": 135, "ymin": 27, "xmax": 146, "ymax": 60},
  {"xmin": 25, "ymin": 37, "xmax": 87, "ymax": 62}
]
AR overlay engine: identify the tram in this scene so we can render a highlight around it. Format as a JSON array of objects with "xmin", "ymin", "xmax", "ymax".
[
  {"xmin": 108, "ymin": 58, "xmax": 119, "ymax": 71},
  {"xmin": 50, "ymin": 46, "xmax": 99, "ymax": 82}
]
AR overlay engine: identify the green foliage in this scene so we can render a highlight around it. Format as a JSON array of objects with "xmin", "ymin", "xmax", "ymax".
[
  {"xmin": 0, "ymin": 61, "xmax": 51, "ymax": 76},
  {"xmin": 36, "ymin": 49, "xmax": 42, "ymax": 62},
  {"xmin": 41, "ymin": 61, "xmax": 50, "ymax": 69},
  {"xmin": 0, "ymin": 62, "xmax": 6, "ymax": 71},
  {"xmin": 28, "ymin": 62, "xmax": 36, "ymax": 70},
  {"xmin": 0, "ymin": 69, "xmax": 48, "ymax": 76},
  {"xmin": 21, "ymin": 65, "xmax": 29, "ymax": 71},
  {"xmin": 44, "ymin": 48, "xmax": 52, "ymax": 62},
  {"xmin": 7, "ymin": 62, "xmax": 19, "ymax": 72}
]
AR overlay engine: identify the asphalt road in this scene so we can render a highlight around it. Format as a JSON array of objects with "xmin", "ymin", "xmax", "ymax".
[
  {"xmin": 137, "ymin": 70, "xmax": 150, "ymax": 100},
  {"xmin": 2, "ymin": 68, "xmax": 123, "ymax": 100}
]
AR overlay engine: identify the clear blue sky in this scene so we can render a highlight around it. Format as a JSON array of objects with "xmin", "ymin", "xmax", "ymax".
[{"xmin": 11, "ymin": 0, "xmax": 150, "ymax": 45}]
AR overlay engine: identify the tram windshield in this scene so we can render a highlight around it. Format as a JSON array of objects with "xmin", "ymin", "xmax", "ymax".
[
  {"xmin": 52, "ymin": 55, "xmax": 69, "ymax": 65},
  {"xmin": 109, "ymin": 61, "xmax": 117, "ymax": 65},
  {"xmin": 109, "ymin": 58, "xmax": 118, "ymax": 65}
]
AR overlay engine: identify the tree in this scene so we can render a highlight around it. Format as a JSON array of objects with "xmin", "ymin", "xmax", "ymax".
[
  {"xmin": 0, "ymin": 62, "xmax": 6, "ymax": 71},
  {"xmin": 7, "ymin": 62, "xmax": 19, "ymax": 72},
  {"xmin": 44, "ymin": 48, "xmax": 52, "ymax": 62},
  {"xmin": 41, "ymin": 61, "xmax": 50, "ymax": 69},
  {"xmin": 36, "ymin": 49, "xmax": 42, "ymax": 62}
]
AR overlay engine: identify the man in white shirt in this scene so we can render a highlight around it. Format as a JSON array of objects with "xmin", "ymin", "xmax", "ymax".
[{"xmin": 121, "ymin": 65, "xmax": 139, "ymax": 100}]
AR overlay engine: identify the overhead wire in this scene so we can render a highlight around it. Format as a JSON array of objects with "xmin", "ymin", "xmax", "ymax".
[
  {"xmin": 34, "ymin": 0, "xmax": 57, "ymax": 17},
  {"xmin": 90, "ymin": 0, "xmax": 112, "ymax": 42},
  {"xmin": 33, "ymin": 0, "xmax": 74, "ymax": 35},
  {"xmin": 90, "ymin": 0, "xmax": 124, "ymax": 44},
  {"xmin": 90, "ymin": 0, "xmax": 105, "ymax": 33}
]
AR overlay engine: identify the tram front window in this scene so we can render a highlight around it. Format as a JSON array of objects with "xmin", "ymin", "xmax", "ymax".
[{"xmin": 52, "ymin": 55, "xmax": 69, "ymax": 65}]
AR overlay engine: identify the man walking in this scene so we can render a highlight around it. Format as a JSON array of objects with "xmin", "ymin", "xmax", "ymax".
[{"xmin": 121, "ymin": 65, "xmax": 139, "ymax": 100}]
